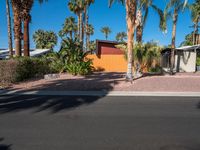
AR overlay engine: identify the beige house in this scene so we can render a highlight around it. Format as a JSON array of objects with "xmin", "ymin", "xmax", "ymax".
[{"xmin": 161, "ymin": 45, "xmax": 200, "ymax": 72}]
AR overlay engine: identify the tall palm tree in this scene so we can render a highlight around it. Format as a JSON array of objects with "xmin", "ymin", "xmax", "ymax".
[
  {"xmin": 190, "ymin": 0, "xmax": 200, "ymax": 45},
  {"xmin": 116, "ymin": 32, "xmax": 127, "ymax": 42},
  {"xmin": 101, "ymin": 26, "xmax": 112, "ymax": 40},
  {"xmin": 136, "ymin": 0, "xmax": 165, "ymax": 43},
  {"xmin": 59, "ymin": 16, "xmax": 77, "ymax": 39},
  {"xmin": 164, "ymin": 0, "xmax": 188, "ymax": 74},
  {"xmin": 86, "ymin": 24, "xmax": 94, "ymax": 50},
  {"xmin": 109, "ymin": 0, "xmax": 137, "ymax": 80},
  {"xmin": 6, "ymin": 0, "xmax": 13, "ymax": 57},
  {"xmin": 83, "ymin": 0, "xmax": 95, "ymax": 49},
  {"xmin": 11, "ymin": 0, "xmax": 22, "ymax": 56},
  {"xmin": 22, "ymin": 0, "xmax": 47, "ymax": 57},
  {"xmin": 21, "ymin": 0, "xmax": 33, "ymax": 57},
  {"xmin": 68, "ymin": 0, "xmax": 84, "ymax": 44}
]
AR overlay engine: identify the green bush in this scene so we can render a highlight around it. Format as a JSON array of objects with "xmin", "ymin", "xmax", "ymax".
[
  {"xmin": 196, "ymin": 57, "xmax": 200, "ymax": 66},
  {"xmin": 47, "ymin": 37, "xmax": 93, "ymax": 75},
  {"xmin": 148, "ymin": 65, "xmax": 162, "ymax": 73}
]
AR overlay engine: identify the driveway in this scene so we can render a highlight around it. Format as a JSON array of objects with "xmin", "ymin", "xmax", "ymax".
[{"xmin": 0, "ymin": 95, "xmax": 200, "ymax": 150}]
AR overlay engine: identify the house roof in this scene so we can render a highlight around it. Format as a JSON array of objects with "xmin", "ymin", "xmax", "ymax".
[
  {"xmin": 176, "ymin": 44, "xmax": 200, "ymax": 51},
  {"xmin": 0, "ymin": 49, "xmax": 51, "ymax": 59}
]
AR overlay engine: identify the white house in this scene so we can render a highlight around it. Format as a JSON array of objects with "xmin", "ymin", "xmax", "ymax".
[
  {"xmin": 0, "ymin": 49, "xmax": 51, "ymax": 59},
  {"xmin": 161, "ymin": 45, "xmax": 200, "ymax": 72}
]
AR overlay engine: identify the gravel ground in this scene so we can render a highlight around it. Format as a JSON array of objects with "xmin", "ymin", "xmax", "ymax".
[{"xmin": 9, "ymin": 72, "xmax": 200, "ymax": 92}]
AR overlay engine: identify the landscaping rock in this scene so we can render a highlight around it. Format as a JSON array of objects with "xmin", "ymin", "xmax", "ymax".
[{"xmin": 44, "ymin": 74, "xmax": 60, "ymax": 80}]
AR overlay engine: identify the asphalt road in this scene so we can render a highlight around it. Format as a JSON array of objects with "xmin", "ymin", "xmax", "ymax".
[{"xmin": 0, "ymin": 95, "xmax": 200, "ymax": 150}]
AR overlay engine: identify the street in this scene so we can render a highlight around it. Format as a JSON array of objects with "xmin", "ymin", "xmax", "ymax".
[{"xmin": 0, "ymin": 95, "xmax": 200, "ymax": 150}]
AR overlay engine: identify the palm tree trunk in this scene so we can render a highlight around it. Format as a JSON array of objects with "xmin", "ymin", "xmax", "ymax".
[
  {"xmin": 77, "ymin": 13, "xmax": 81, "ymax": 38},
  {"xmin": 70, "ymin": 31, "xmax": 73, "ymax": 39},
  {"xmin": 13, "ymin": 12, "xmax": 22, "ymax": 56},
  {"xmin": 126, "ymin": 0, "xmax": 136, "ymax": 80},
  {"xmin": 193, "ymin": 22, "xmax": 198, "ymax": 45},
  {"xmin": 23, "ymin": 17, "xmax": 30, "ymax": 57},
  {"xmin": 6, "ymin": 0, "xmax": 13, "ymax": 57},
  {"xmin": 80, "ymin": 12, "xmax": 83, "ymax": 43},
  {"xmin": 170, "ymin": 9, "xmax": 178, "ymax": 74},
  {"xmin": 85, "ymin": 6, "xmax": 89, "ymax": 50}
]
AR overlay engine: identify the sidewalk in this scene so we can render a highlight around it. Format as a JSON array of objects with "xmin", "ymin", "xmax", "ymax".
[{"xmin": 0, "ymin": 72, "xmax": 199, "ymax": 96}]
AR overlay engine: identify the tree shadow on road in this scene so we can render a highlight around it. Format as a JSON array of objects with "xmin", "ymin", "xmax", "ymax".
[
  {"xmin": 0, "ymin": 138, "xmax": 12, "ymax": 150},
  {"xmin": 0, "ymin": 72, "xmax": 125, "ymax": 114},
  {"xmin": 0, "ymin": 95, "xmax": 103, "ymax": 114}
]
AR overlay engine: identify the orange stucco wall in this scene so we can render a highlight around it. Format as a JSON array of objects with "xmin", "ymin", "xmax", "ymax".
[{"xmin": 87, "ymin": 54, "xmax": 128, "ymax": 72}]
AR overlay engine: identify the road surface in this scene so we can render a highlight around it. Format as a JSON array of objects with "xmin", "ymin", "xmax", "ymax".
[{"xmin": 0, "ymin": 95, "xmax": 200, "ymax": 150}]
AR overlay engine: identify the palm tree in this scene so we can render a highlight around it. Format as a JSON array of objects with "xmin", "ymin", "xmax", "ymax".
[
  {"xmin": 101, "ymin": 26, "xmax": 112, "ymax": 40},
  {"xmin": 83, "ymin": 0, "xmax": 95, "ymax": 49},
  {"xmin": 11, "ymin": 0, "xmax": 23, "ymax": 56},
  {"xmin": 164, "ymin": 0, "xmax": 188, "ymax": 74},
  {"xmin": 22, "ymin": 0, "xmax": 47, "ymax": 57},
  {"xmin": 136, "ymin": 0, "xmax": 165, "ymax": 43},
  {"xmin": 86, "ymin": 24, "xmax": 94, "ymax": 50},
  {"xmin": 68, "ymin": 0, "xmax": 84, "ymax": 44},
  {"xmin": 59, "ymin": 16, "xmax": 77, "ymax": 39},
  {"xmin": 21, "ymin": 0, "xmax": 33, "ymax": 57},
  {"xmin": 116, "ymin": 32, "xmax": 127, "ymax": 42},
  {"xmin": 109, "ymin": 0, "xmax": 137, "ymax": 80},
  {"xmin": 33, "ymin": 29, "xmax": 58, "ymax": 49},
  {"xmin": 6, "ymin": 0, "xmax": 13, "ymax": 57},
  {"xmin": 190, "ymin": 0, "xmax": 200, "ymax": 45}
]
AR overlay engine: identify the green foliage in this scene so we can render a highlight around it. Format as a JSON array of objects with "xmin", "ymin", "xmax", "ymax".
[
  {"xmin": 14, "ymin": 57, "xmax": 51, "ymax": 82},
  {"xmin": 88, "ymin": 41, "xmax": 96, "ymax": 52},
  {"xmin": 86, "ymin": 24, "xmax": 94, "ymax": 36},
  {"xmin": 33, "ymin": 29, "xmax": 58, "ymax": 49},
  {"xmin": 115, "ymin": 41, "xmax": 162, "ymax": 72},
  {"xmin": 148, "ymin": 65, "xmax": 162, "ymax": 73},
  {"xmin": 101, "ymin": 26, "xmax": 112, "ymax": 40},
  {"xmin": 116, "ymin": 32, "xmax": 127, "ymax": 42},
  {"xmin": 47, "ymin": 37, "xmax": 93, "ymax": 75},
  {"xmin": 196, "ymin": 57, "xmax": 200, "ymax": 66},
  {"xmin": 180, "ymin": 32, "xmax": 193, "ymax": 46},
  {"xmin": 59, "ymin": 16, "xmax": 77, "ymax": 39}
]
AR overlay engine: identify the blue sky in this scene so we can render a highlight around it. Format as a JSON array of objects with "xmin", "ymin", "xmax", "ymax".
[{"xmin": 0, "ymin": 0, "xmax": 195, "ymax": 50}]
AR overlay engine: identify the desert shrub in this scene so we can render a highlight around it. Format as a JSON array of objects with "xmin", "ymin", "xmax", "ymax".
[
  {"xmin": 0, "ymin": 59, "xmax": 18, "ymax": 86},
  {"xmin": 0, "ymin": 57, "xmax": 52, "ymax": 86},
  {"xmin": 14, "ymin": 57, "xmax": 51, "ymax": 81}
]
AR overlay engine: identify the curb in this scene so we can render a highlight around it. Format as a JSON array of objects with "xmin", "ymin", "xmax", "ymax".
[{"xmin": 1, "ymin": 90, "xmax": 200, "ymax": 97}]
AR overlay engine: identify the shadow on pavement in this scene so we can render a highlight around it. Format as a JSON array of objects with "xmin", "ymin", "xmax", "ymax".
[
  {"xmin": 0, "ymin": 95, "xmax": 103, "ymax": 114},
  {"xmin": 0, "ymin": 72, "xmax": 126, "ymax": 114},
  {"xmin": 0, "ymin": 138, "xmax": 11, "ymax": 150}
]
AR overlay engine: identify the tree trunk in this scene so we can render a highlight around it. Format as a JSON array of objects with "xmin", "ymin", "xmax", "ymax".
[
  {"xmin": 85, "ymin": 6, "xmax": 89, "ymax": 50},
  {"xmin": 23, "ymin": 17, "xmax": 30, "ymax": 57},
  {"xmin": 126, "ymin": 0, "xmax": 136, "ymax": 80},
  {"xmin": 170, "ymin": 9, "xmax": 178, "ymax": 74},
  {"xmin": 80, "ymin": 12, "xmax": 83, "ymax": 44},
  {"xmin": 77, "ymin": 13, "xmax": 81, "ymax": 38},
  {"xmin": 13, "ymin": 12, "xmax": 22, "ymax": 56},
  {"xmin": 6, "ymin": 0, "xmax": 13, "ymax": 58},
  {"xmin": 193, "ymin": 22, "xmax": 198, "ymax": 45},
  {"xmin": 70, "ymin": 31, "xmax": 73, "ymax": 39}
]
